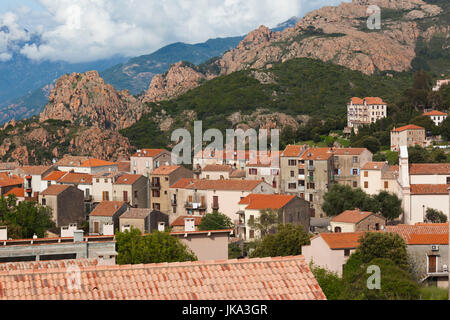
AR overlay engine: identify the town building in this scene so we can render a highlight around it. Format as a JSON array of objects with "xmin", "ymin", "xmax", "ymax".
[
  {"xmin": 245, "ymin": 151, "xmax": 281, "ymax": 192},
  {"xmin": 89, "ymin": 201, "xmax": 129, "ymax": 235},
  {"xmin": 169, "ymin": 179, "xmax": 275, "ymax": 223},
  {"xmin": 0, "ymin": 162, "xmax": 19, "ymax": 173},
  {"xmin": 302, "ymin": 232, "xmax": 362, "ymax": 276},
  {"xmin": 0, "ymin": 172, "xmax": 23, "ymax": 195},
  {"xmin": 130, "ymin": 149, "xmax": 172, "ymax": 177},
  {"xmin": 170, "ymin": 216, "xmax": 203, "ymax": 232},
  {"xmin": 330, "ymin": 209, "xmax": 386, "ymax": 233},
  {"xmin": 423, "ymin": 110, "xmax": 448, "ymax": 126},
  {"xmin": 119, "ymin": 208, "xmax": 169, "ymax": 234},
  {"xmin": 14, "ymin": 166, "xmax": 56, "ymax": 199},
  {"xmin": 333, "ymin": 148, "xmax": 372, "ymax": 189},
  {"xmin": 432, "ymin": 79, "xmax": 450, "ymax": 92},
  {"xmin": 347, "ymin": 97, "xmax": 387, "ymax": 134},
  {"xmin": 113, "ymin": 173, "xmax": 149, "ymax": 208},
  {"xmin": 150, "ymin": 165, "xmax": 193, "ymax": 214},
  {"xmin": 390, "ymin": 124, "xmax": 426, "ymax": 152},
  {"xmin": 39, "ymin": 185, "xmax": 85, "ymax": 227},
  {"xmin": 236, "ymin": 194, "xmax": 311, "ymax": 241},
  {"xmin": 200, "ymin": 164, "xmax": 233, "ymax": 180},
  {"xmin": 56, "ymin": 155, "xmax": 118, "ymax": 174},
  {"xmin": 0, "ymin": 255, "xmax": 326, "ymax": 300},
  {"xmin": 360, "ymin": 162, "xmax": 399, "ymax": 195},
  {"xmin": 280, "ymin": 145, "xmax": 308, "ymax": 195}
]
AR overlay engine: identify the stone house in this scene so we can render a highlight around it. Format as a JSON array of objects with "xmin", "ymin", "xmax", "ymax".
[
  {"xmin": 280, "ymin": 145, "xmax": 308, "ymax": 195},
  {"xmin": 390, "ymin": 124, "xmax": 426, "ymax": 152},
  {"xmin": 330, "ymin": 209, "xmax": 386, "ymax": 233},
  {"xmin": 237, "ymin": 194, "xmax": 311, "ymax": 241},
  {"xmin": 150, "ymin": 165, "xmax": 193, "ymax": 214},
  {"xmin": 130, "ymin": 149, "xmax": 172, "ymax": 177},
  {"xmin": 245, "ymin": 151, "xmax": 281, "ymax": 192},
  {"xmin": 89, "ymin": 201, "xmax": 129, "ymax": 235},
  {"xmin": 119, "ymin": 208, "xmax": 169, "ymax": 234},
  {"xmin": 113, "ymin": 174, "xmax": 149, "ymax": 208},
  {"xmin": 347, "ymin": 97, "xmax": 387, "ymax": 134},
  {"xmin": 333, "ymin": 148, "xmax": 372, "ymax": 189},
  {"xmin": 170, "ymin": 216, "xmax": 203, "ymax": 232},
  {"xmin": 39, "ymin": 185, "xmax": 85, "ymax": 227}
]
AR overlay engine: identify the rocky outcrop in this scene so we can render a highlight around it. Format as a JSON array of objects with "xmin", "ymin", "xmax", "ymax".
[
  {"xmin": 40, "ymin": 70, "xmax": 146, "ymax": 130},
  {"xmin": 228, "ymin": 109, "xmax": 301, "ymax": 131}
]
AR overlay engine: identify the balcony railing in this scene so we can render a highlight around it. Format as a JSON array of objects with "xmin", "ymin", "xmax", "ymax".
[
  {"xmin": 185, "ymin": 202, "xmax": 206, "ymax": 210},
  {"xmin": 150, "ymin": 182, "xmax": 161, "ymax": 189},
  {"xmin": 84, "ymin": 195, "xmax": 93, "ymax": 202}
]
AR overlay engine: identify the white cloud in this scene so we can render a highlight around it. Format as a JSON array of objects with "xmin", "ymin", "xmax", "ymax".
[
  {"xmin": 0, "ymin": 11, "xmax": 30, "ymax": 61},
  {"xmin": 1, "ymin": 0, "xmax": 342, "ymax": 63}
]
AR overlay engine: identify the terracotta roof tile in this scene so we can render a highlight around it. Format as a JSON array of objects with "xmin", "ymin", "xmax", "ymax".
[
  {"xmin": 424, "ymin": 110, "xmax": 447, "ymax": 116},
  {"xmin": 0, "ymin": 259, "xmax": 98, "ymax": 272},
  {"xmin": 0, "ymin": 255, "xmax": 325, "ymax": 300},
  {"xmin": 229, "ymin": 169, "xmax": 246, "ymax": 178},
  {"xmin": 391, "ymin": 124, "xmax": 425, "ymax": 132},
  {"xmin": 17, "ymin": 166, "xmax": 53, "ymax": 176},
  {"xmin": 333, "ymin": 148, "xmax": 368, "ymax": 156},
  {"xmin": 202, "ymin": 164, "xmax": 233, "ymax": 172},
  {"xmin": 409, "ymin": 163, "xmax": 450, "ymax": 175},
  {"xmin": 170, "ymin": 179, "xmax": 266, "ymax": 191},
  {"xmin": 281, "ymin": 145, "xmax": 305, "ymax": 157},
  {"xmin": 350, "ymin": 97, "xmax": 386, "ymax": 105},
  {"xmin": 151, "ymin": 166, "xmax": 181, "ymax": 175},
  {"xmin": 408, "ymin": 233, "xmax": 448, "ymax": 245},
  {"xmin": 81, "ymin": 159, "xmax": 117, "ymax": 168},
  {"xmin": 40, "ymin": 185, "xmax": 71, "ymax": 196},
  {"xmin": 170, "ymin": 216, "xmax": 202, "ymax": 227},
  {"xmin": 0, "ymin": 172, "xmax": 23, "ymax": 187},
  {"xmin": 331, "ymin": 209, "xmax": 378, "ymax": 224},
  {"xmin": 410, "ymin": 184, "xmax": 450, "ymax": 195},
  {"xmin": 58, "ymin": 173, "xmax": 93, "ymax": 184},
  {"xmin": 131, "ymin": 149, "xmax": 167, "ymax": 158},
  {"xmin": 120, "ymin": 208, "xmax": 153, "ymax": 219},
  {"xmin": 300, "ymin": 148, "xmax": 333, "ymax": 161},
  {"xmin": 239, "ymin": 194, "xmax": 295, "ymax": 210},
  {"xmin": 5, "ymin": 187, "xmax": 24, "ymax": 198},
  {"xmin": 114, "ymin": 174, "xmax": 142, "ymax": 185},
  {"xmin": 55, "ymin": 156, "xmax": 89, "ymax": 167},
  {"xmin": 42, "ymin": 171, "xmax": 67, "ymax": 181},
  {"xmin": 386, "ymin": 223, "xmax": 449, "ymax": 244},
  {"xmin": 170, "ymin": 178, "xmax": 196, "ymax": 189},
  {"xmin": 319, "ymin": 232, "xmax": 364, "ymax": 249},
  {"xmin": 361, "ymin": 162, "xmax": 386, "ymax": 170},
  {"xmin": 90, "ymin": 201, "xmax": 127, "ymax": 217}
]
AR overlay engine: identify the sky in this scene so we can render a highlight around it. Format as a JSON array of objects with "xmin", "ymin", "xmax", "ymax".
[{"xmin": 0, "ymin": 0, "xmax": 346, "ymax": 63}]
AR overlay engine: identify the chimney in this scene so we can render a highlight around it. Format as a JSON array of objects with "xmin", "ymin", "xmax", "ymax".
[
  {"xmin": 158, "ymin": 222, "xmax": 166, "ymax": 232},
  {"xmin": 0, "ymin": 226, "xmax": 7, "ymax": 241},
  {"xmin": 184, "ymin": 218, "xmax": 195, "ymax": 232},
  {"xmin": 73, "ymin": 230, "xmax": 84, "ymax": 243}
]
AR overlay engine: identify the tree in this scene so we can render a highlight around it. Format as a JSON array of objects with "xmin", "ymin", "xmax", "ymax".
[
  {"xmin": 357, "ymin": 232, "xmax": 409, "ymax": 269},
  {"xmin": 408, "ymin": 145, "xmax": 431, "ymax": 163},
  {"xmin": 0, "ymin": 197, "xmax": 55, "ymax": 239},
  {"xmin": 310, "ymin": 264, "xmax": 344, "ymax": 300},
  {"xmin": 425, "ymin": 208, "xmax": 448, "ymax": 223},
  {"xmin": 373, "ymin": 191, "xmax": 402, "ymax": 221},
  {"xmin": 116, "ymin": 228, "xmax": 197, "ymax": 265},
  {"xmin": 198, "ymin": 211, "xmax": 234, "ymax": 231},
  {"xmin": 440, "ymin": 116, "xmax": 450, "ymax": 141},
  {"xmin": 247, "ymin": 209, "xmax": 280, "ymax": 237},
  {"xmin": 250, "ymin": 224, "xmax": 310, "ymax": 258},
  {"xmin": 360, "ymin": 136, "xmax": 381, "ymax": 154}
]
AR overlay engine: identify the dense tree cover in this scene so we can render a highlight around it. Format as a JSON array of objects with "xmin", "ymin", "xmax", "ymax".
[
  {"xmin": 250, "ymin": 224, "xmax": 310, "ymax": 258},
  {"xmin": 247, "ymin": 209, "xmax": 280, "ymax": 238},
  {"xmin": 0, "ymin": 195, "xmax": 55, "ymax": 239},
  {"xmin": 119, "ymin": 114, "xmax": 169, "ymax": 150},
  {"xmin": 310, "ymin": 264, "xmax": 344, "ymax": 300},
  {"xmin": 425, "ymin": 208, "xmax": 448, "ymax": 223},
  {"xmin": 322, "ymin": 185, "xmax": 402, "ymax": 221},
  {"xmin": 116, "ymin": 228, "xmax": 197, "ymax": 265},
  {"xmin": 198, "ymin": 211, "xmax": 234, "ymax": 231}
]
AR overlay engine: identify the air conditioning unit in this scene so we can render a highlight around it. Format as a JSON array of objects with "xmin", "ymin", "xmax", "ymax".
[
  {"xmin": 443, "ymin": 265, "xmax": 448, "ymax": 272},
  {"xmin": 431, "ymin": 245, "xmax": 439, "ymax": 251}
]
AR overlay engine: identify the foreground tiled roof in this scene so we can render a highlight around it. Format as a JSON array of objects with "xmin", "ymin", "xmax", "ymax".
[
  {"xmin": 151, "ymin": 165, "xmax": 182, "ymax": 175},
  {"xmin": 408, "ymin": 233, "xmax": 448, "ymax": 245},
  {"xmin": 409, "ymin": 163, "xmax": 450, "ymax": 175},
  {"xmin": 319, "ymin": 232, "xmax": 364, "ymax": 249},
  {"xmin": 229, "ymin": 169, "xmax": 246, "ymax": 178},
  {"xmin": 90, "ymin": 201, "xmax": 127, "ymax": 217},
  {"xmin": 170, "ymin": 179, "xmax": 265, "ymax": 191},
  {"xmin": 55, "ymin": 155, "xmax": 89, "ymax": 167},
  {"xmin": 424, "ymin": 110, "xmax": 447, "ymax": 116},
  {"xmin": 0, "ymin": 256, "xmax": 326, "ymax": 300},
  {"xmin": 331, "ymin": 209, "xmax": 377, "ymax": 224},
  {"xmin": 41, "ymin": 185, "xmax": 71, "ymax": 196},
  {"xmin": 410, "ymin": 184, "xmax": 449, "ymax": 195},
  {"xmin": 171, "ymin": 216, "xmax": 202, "ymax": 227},
  {"xmin": 0, "ymin": 259, "xmax": 98, "ymax": 272},
  {"xmin": 239, "ymin": 194, "xmax": 295, "ymax": 210},
  {"xmin": 0, "ymin": 172, "xmax": 23, "ymax": 187},
  {"xmin": 5, "ymin": 187, "xmax": 24, "ymax": 198},
  {"xmin": 391, "ymin": 124, "xmax": 424, "ymax": 132},
  {"xmin": 386, "ymin": 223, "xmax": 449, "ymax": 244},
  {"xmin": 114, "ymin": 174, "xmax": 142, "ymax": 185},
  {"xmin": 350, "ymin": 97, "xmax": 386, "ymax": 105},
  {"xmin": 132, "ymin": 149, "xmax": 167, "ymax": 158}
]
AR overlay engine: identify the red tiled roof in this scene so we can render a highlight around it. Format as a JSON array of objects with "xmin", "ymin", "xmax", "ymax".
[
  {"xmin": 55, "ymin": 155, "xmax": 89, "ymax": 167},
  {"xmin": 410, "ymin": 184, "xmax": 449, "ymax": 195},
  {"xmin": 0, "ymin": 259, "xmax": 98, "ymax": 272},
  {"xmin": 300, "ymin": 148, "xmax": 333, "ymax": 161},
  {"xmin": 239, "ymin": 194, "xmax": 295, "ymax": 210},
  {"xmin": 131, "ymin": 149, "xmax": 167, "ymax": 158},
  {"xmin": 408, "ymin": 233, "xmax": 448, "ymax": 245},
  {"xmin": 320, "ymin": 232, "xmax": 364, "ymax": 249},
  {"xmin": 409, "ymin": 163, "xmax": 450, "ymax": 175},
  {"xmin": 202, "ymin": 164, "xmax": 232, "ymax": 172},
  {"xmin": 151, "ymin": 165, "xmax": 182, "ymax": 175},
  {"xmin": 5, "ymin": 187, "xmax": 24, "ymax": 198},
  {"xmin": 40, "ymin": 185, "xmax": 71, "ymax": 196},
  {"xmin": 282, "ymin": 145, "xmax": 305, "ymax": 157},
  {"xmin": 18, "ymin": 166, "xmax": 53, "ymax": 175},
  {"xmin": 229, "ymin": 169, "xmax": 246, "ymax": 178},
  {"xmin": 391, "ymin": 124, "xmax": 424, "ymax": 132},
  {"xmin": 424, "ymin": 110, "xmax": 447, "ymax": 116},
  {"xmin": 120, "ymin": 208, "xmax": 152, "ymax": 219},
  {"xmin": 350, "ymin": 97, "xmax": 386, "ymax": 105},
  {"xmin": 58, "ymin": 173, "xmax": 93, "ymax": 184},
  {"xmin": 90, "ymin": 201, "xmax": 127, "ymax": 217},
  {"xmin": 386, "ymin": 223, "xmax": 449, "ymax": 245},
  {"xmin": 333, "ymin": 148, "xmax": 368, "ymax": 156},
  {"xmin": 331, "ymin": 209, "xmax": 378, "ymax": 224},
  {"xmin": 361, "ymin": 162, "xmax": 386, "ymax": 170},
  {"xmin": 117, "ymin": 161, "xmax": 131, "ymax": 173},
  {"xmin": 81, "ymin": 159, "xmax": 117, "ymax": 168},
  {"xmin": 170, "ymin": 216, "xmax": 202, "ymax": 227},
  {"xmin": 0, "ymin": 172, "xmax": 23, "ymax": 187},
  {"xmin": 350, "ymin": 97, "xmax": 364, "ymax": 104},
  {"xmin": 170, "ymin": 229, "xmax": 233, "ymax": 236},
  {"xmin": 170, "ymin": 178, "xmax": 196, "ymax": 189},
  {"xmin": 43, "ymin": 171, "xmax": 67, "ymax": 181},
  {"xmin": 0, "ymin": 255, "xmax": 326, "ymax": 300},
  {"xmin": 114, "ymin": 174, "xmax": 142, "ymax": 185},
  {"xmin": 170, "ymin": 178, "xmax": 266, "ymax": 191}
]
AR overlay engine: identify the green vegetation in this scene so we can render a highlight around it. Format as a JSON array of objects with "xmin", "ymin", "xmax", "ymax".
[
  {"xmin": 322, "ymin": 184, "xmax": 403, "ymax": 221},
  {"xmin": 116, "ymin": 227, "xmax": 197, "ymax": 265},
  {"xmin": 419, "ymin": 286, "xmax": 449, "ymax": 300},
  {"xmin": 0, "ymin": 195, "xmax": 56, "ymax": 239},
  {"xmin": 198, "ymin": 211, "xmax": 234, "ymax": 231},
  {"xmin": 310, "ymin": 264, "xmax": 344, "ymax": 300},
  {"xmin": 425, "ymin": 208, "xmax": 448, "ymax": 223},
  {"xmin": 247, "ymin": 209, "xmax": 280, "ymax": 238},
  {"xmin": 250, "ymin": 224, "xmax": 310, "ymax": 258}
]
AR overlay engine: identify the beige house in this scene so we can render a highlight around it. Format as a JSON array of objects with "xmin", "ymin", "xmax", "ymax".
[
  {"xmin": 303, "ymin": 232, "xmax": 362, "ymax": 276},
  {"xmin": 330, "ymin": 209, "xmax": 386, "ymax": 233},
  {"xmin": 150, "ymin": 165, "xmax": 193, "ymax": 214},
  {"xmin": 390, "ymin": 124, "xmax": 426, "ymax": 152},
  {"xmin": 56, "ymin": 155, "xmax": 118, "ymax": 174},
  {"xmin": 119, "ymin": 208, "xmax": 169, "ymax": 234},
  {"xmin": 92, "ymin": 172, "xmax": 121, "ymax": 203},
  {"xmin": 280, "ymin": 145, "xmax": 308, "ymax": 195},
  {"xmin": 245, "ymin": 151, "xmax": 281, "ymax": 192},
  {"xmin": 14, "ymin": 165, "xmax": 56, "ymax": 199},
  {"xmin": 333, "ymin": 148, "xmax": 372, "ymax": 189},
  {"xmin": 170, "ymin": 216, "xmax": 203, "ymax": 232},
  {"xmin": 113, "ymin": 174, "xmax": 149, "ymax": 208},
  {"xmin": 89, "ymin": 201, "xmax": 129, "ymax": 235},
  {"xmin": 200, "ymin": 164, "xmax": 233, "ymax": 180},
  {"xmin": 347, "ymin": 97, "xmax": 387, "ymax": 134},
  {"xmin": 424, "ymin": 110, "xmax": 447, "ymax": 126},
  {"xmin": 237, "ymin": 194, "xmax": 311, "ymax": 241},
  {"xmin": 360, "ymin": 162, "xmax": 399, "ymax": 195},
  {"xmin": 39, "ymin": 185, "xmax": 85, "ymax": 227},
  {"xmin": 169, "ymin": 179, "xmax": 275, "ymax": 223},
  {"xmin": 130, "ymin": 149, "xmax": 172, "ymax": 177}
]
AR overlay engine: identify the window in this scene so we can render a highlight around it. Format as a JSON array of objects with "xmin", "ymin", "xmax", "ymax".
[
  {"xmin": 299, "ymin": 169, "xmax": 305, "ymax": 175},
  {"xmin": 153, "ymin": 203, "xmax": 161, "ymax": 211},
  {"xmin": 96, "ymin": 179, "xmax": 100, "ymax": 183},
  {"xmin": 104, "ymin": 179, "xmax": 108, "ymax": 183},
  {"xmin": 334, "ymin": 227, "xmax": 342, "ymax": 233},
  {"xmin": 288, "ymin": 159, "xmax": 297, "ymax": 166},
  {"xmin": 249, "ymin": 168, "xmax": 257, "ymax": 175},
  {"xmin": 152, "ymin": 190, "xmax": 160, "ymax": 198},
  {"xmin": 353, "ymin": 156, "xmax": 358, "ymax": 163},
  {"xmin": 249, "ymin": 229, "xmax": 255, "ymax": 239},
  {"xmin": 165, "ymin": 177, "xmax": 169, "ymax": 181},
  {"xmin": 309, "ymin": 194, "xmax": 313, "ymax": 202},
  {"xmin": 42, "ymin": 198, "xmax": 46, "ymax": 206},
  {"xmin": 102, "ymin": 191, "xmax": 109, "ymax": 201},
  {"xmin": 290, "ymin": 171, "xmax": 295, "ymax": 177},
  {"xmin": 288, "ymin": 183, "xmax": 296, "ymax": 190},
  {"xmin": 384, "ymin": 181, "xmax": 389, "ymax": 189},
  {"xmin": 364, "ymin": 171, "xmax": 368, "ymax": 177},
  {"xmin": 344, "ymin": 249, "xmax": 350, "ymax": 256},
  {"xmin": 364, "ymin": 181, "xmax": 368, "ymax": 189},
  {"xmin": 447, "ymin": 177, "xmax": 450, "ymax": 184},
  {"xmin": 206, "ymin": 175, "xmax": 210, "ymax": 179},
  {"xmin": 123, "ymin": 191, "xmax": 128, "ymax": 202},
  {"xmin": 134, "ymin": 191, "xmax": 138, "ymax": 199},
  {"xmin": 145, "ymin": 161, "xmax": 150, "ymax": 168},
  {"xmin": 353, "ymin": 181, "xmax": 358, "ymax": 188},
  {"xmin": 352, "ymin": 168, "xmax": 358, "ymax": 176}
]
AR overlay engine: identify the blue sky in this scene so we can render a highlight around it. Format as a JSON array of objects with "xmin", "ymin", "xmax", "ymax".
[{"xmin": 0, "ymin": 0, "xmax": 347, "ymax": 63}]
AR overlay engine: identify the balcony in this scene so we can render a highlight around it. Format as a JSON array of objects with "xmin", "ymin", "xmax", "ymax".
[
  {"xmin": 150, "ymin": 182, "xmax": 161, "ymax": 189},
  {"xmin": 298, "ymin": 174, "xmax": 305, "ymax": 180},
  {"xmin": 171, "ymin": 199, "xmax": 177, "ymax": 206},
  {"xmin": 84, "ymin": 195, "xmax": 93, "ymax": 202},
  {"xmin": 193, "ymin": 167, "xmax": 202, "ymax": 174},
  {"xmin": 185, "ymin": 201, "xmax": 206, "ymax": 210},
  {"xmin": 298, "ymin": 185, "xmax": 305, "ymax": 192},
  {"xmin": 307, "ymin": 165, "xmax": 315, "ymax": 171}
]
